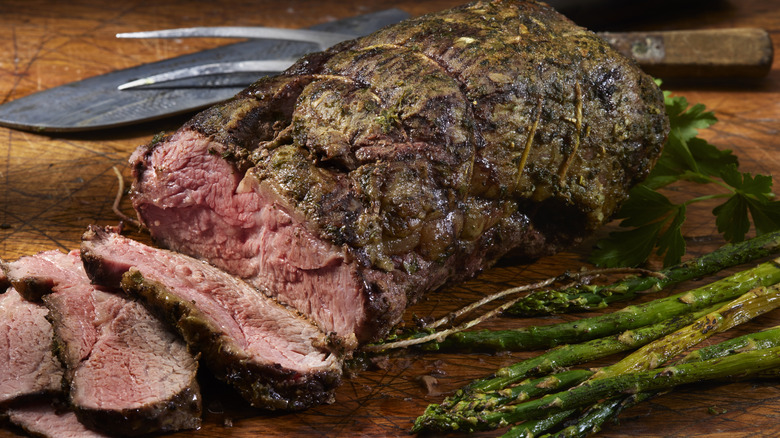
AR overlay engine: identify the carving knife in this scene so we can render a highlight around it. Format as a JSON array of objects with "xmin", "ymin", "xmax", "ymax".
[
  {"xmin": 111, "ymin": 26, "xmax": 772, "ymax": 92},
  {"xmin": 0, "ymin": 12, "xmax": 772, "ymax": 132}
]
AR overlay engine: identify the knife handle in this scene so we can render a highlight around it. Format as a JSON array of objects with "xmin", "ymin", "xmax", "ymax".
[{"xmin": 598, "ymin": 28, "xmax": 774, "ymax": 78}]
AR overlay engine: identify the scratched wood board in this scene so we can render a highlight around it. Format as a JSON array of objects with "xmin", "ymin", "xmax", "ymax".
[{"xmin": 1, "ymin": 1, "xmax": 779, "ymax": 437}]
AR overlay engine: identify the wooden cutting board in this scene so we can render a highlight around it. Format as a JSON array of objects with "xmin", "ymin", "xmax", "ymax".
[{"xmin": 1, "ymin": 1, "xmax": 779, "ymax": 436}]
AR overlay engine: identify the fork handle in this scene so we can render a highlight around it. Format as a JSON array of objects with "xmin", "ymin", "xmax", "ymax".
[{"xmin": 598, "ymin": 28, "xmax": 774, "ymax": 78}]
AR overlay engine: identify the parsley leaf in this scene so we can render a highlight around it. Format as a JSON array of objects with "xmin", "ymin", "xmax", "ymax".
[
  {"xmin": 590, "ymin": 89, "xmax": 779, "ymax": 268},
  {"xmin": 656, "ymin": 203, "xmax": 687, "ymax": 267},
  {"xmin": 665, "ymin": 95, "xmax": 717, "ymax": 142},
  {"xmin": 749, "ymin": 199, "xmax": 780, "ymax": 235},
  {"xmin": 712, "ymin": 194, "xmax": 751, "ymax": 243},
  {"xmin": 688, "ymin": 137, "xmax": 739, "ymax": 178},
  {"xmin": 642, "ymin": 100, "xmax": 727, "ymax": 189},
  {"xmin": 589, "ymin": 223, "xmax": 664, "ymax": 268},
  {"xmin": 714, "ymin": 165, "xmax": 780, "ymax": 241},
  {"xmin": 590, "ymin": 186, "xmax": 686, "ymax": 267}
]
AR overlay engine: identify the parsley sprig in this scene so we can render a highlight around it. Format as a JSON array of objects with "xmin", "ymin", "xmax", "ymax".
[{"xmin": 590, "ymin": 88, "xmax": 780, "ymax": 268}]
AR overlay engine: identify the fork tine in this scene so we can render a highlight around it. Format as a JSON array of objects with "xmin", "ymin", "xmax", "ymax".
[
  {"xmin": 115, "ymin": 26, "xmax": 357, "ymax": 90},
  {"xmin": 117, "ymin": 60, "xmax": 297, "ymax": 90},
  {"xmin": 116, "ymin": 26, "xmax": 355, "ymax": 49}
]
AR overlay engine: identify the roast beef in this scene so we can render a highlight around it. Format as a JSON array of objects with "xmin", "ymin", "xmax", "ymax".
[
  {"xmin": 4, "ymin": 250, "xmax": 201, "ymax": 436},
  {"xmin": 3, "ymin": 399, "xmax": 109, "ymax": 438},
  {"xmin": 0, "ymin": 287, "xmax": 63, "ymax": 405},
  {"xmin": 80, "ymin": 226, "xmax": 343, "ymax": 411},
  {"xmin": 129, "ymin": 0, "xmax": 669, "ymax": 343}
]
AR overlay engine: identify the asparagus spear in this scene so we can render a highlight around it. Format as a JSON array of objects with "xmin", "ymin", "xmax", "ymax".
[
  {"xmin": 449, "ymin": 369, "xmax": 594, "ymax": 413},
  {"xmin": 505, "ymin": 226, "xmax": 780, "ymax": 317},
  {"xmin": 501, "ymin": 409, "xmax": 577, "ymax": 438},
  {"xmin": 414, "ymin": 283, "xmax": 780, "ymax": 433},
  {"xmin": 491, "ymin": 236, "xmax": 780, "ymax": 436},
  {"xmin": 594, "ymin": 283, "xmax": 780, "ymax": 379},
  {"xmin": 680, "ymin": 325, "xmax": 780, "ymax": 363},
  {"xmin": 412, "ymin": 345, "xmax": 780, "ymax": 433},
  {"xmin": 542, "ymin": 326, "xmax": 780, "ymax": 437},
  {"xmin": 425, "ymin": 258, "xmax": 780, "ymax": 352},
  {"xmin": 428, "ymin": 261, "xmax": 780, "ymax": 416},
  {"xmin": 418, "ymin": 306, "xmax": 717, "ymax": 430},
  {"xmin": 539, "ymin": 393, "xmax": 654, "ymax": 438},
  {"xmin": 428, "ymin": 305, "xmax": 717, "ymax": 431},
  {"xmin": 443, "ymin": 303, "xmax": 719, "ymax": 404}
]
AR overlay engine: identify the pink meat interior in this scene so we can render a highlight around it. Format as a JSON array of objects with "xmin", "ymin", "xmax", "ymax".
[{"xmin": 132, "ymin": 130, "xmax": 366, "ymax": 340}]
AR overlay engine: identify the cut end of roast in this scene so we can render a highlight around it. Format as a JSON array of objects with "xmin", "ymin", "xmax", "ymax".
[{"xmin": 129, "ymin": 129, "xmax": 378, "ymax": 343}]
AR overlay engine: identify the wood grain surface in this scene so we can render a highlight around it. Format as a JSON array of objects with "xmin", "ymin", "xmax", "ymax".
[{"xmin": 1, "ymin": 1, "xmax": 779, "ymax": 437}]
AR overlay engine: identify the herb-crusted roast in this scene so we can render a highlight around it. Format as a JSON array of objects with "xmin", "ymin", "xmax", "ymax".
[{"xmin": 129, "ymin": 0, "xmax": 669, "ymax": 343}]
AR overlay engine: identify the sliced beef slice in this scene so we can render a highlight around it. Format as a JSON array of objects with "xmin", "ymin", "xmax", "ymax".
[
  {"xmin": 3, "ymin": 399, "xmax": 109, "ymax": 438},
  {"xmin": 129, "ymin": 0, "xmax": 668, "ymax": 344},
  {"xmin": 80, "ymin": 226, "xmax": 342, "ymax": 411},
  {"xmin": 0, "ymin": 287, "xmax": 63, "ymax": 405},
  {"xmin": 4, "ymin": 250, "xmax": 201, "ymax": 436}
]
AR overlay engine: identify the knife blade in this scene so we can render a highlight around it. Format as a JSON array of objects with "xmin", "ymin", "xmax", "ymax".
[
  {"xmin": 116, "ymin": 60, "xmax": 299, "ymax": 90},
  {"xmin": 0, "ymin": 9, "xmax": 409, "ymax": 133}
]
